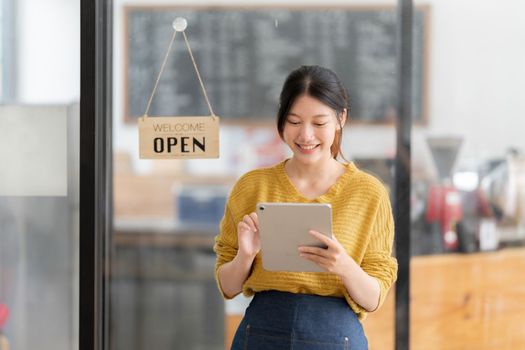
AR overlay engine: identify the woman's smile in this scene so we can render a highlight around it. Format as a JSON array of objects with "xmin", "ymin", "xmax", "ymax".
[{"xmin": 295, "ymin": 143, "xmax": 320, "ymax": 154}]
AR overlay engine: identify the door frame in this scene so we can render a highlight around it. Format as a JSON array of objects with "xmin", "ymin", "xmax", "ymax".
[
  {"xmin": 79, "ymin": 0, "xmax": 113, "ymax": 350},
  {"xmin": 395, "ymin": 1, "xmax": 413, "ymax": 349}
]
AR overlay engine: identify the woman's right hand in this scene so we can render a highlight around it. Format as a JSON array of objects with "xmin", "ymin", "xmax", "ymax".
[
  {"xmin": 217, "ymin": 212, "xmax": 261, "ymax": 298},
  {"xmin": 237, "ymin": 212, "xmax": 261, "ymax": 261}
]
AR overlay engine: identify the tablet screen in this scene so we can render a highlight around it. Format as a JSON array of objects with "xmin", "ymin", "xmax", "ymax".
[{"xmin": 257, "ymin": 202, "xmax": 332, "ymax": 272}]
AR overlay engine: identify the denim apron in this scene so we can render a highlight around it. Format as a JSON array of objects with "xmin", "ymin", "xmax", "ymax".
[{"xmin": 230, "ymin": 291, "xmax": 368, "ymax": 350}]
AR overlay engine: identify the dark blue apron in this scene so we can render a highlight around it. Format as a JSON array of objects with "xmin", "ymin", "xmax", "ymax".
[{"xmin": 231, "ymin": 290, "xmax": 368, "ymax": 350}]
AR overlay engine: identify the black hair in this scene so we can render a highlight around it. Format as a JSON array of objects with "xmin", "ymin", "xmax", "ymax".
[{"xmin": 276, "ymin": 65, "xmax": 349, "ymax": 160}]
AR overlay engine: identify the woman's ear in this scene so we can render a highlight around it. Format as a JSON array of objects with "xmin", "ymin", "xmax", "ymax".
[{"xmin": 337, "ymin": 108, "xmax": 348, "ymax": 129}]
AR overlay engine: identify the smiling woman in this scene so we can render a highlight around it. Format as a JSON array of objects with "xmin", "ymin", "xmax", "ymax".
[{"xmin": 214, "ymin": 65, "xmax": 398, "ymax": 350}]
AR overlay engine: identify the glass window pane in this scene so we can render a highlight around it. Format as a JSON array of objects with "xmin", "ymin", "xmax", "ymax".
[
  {"xmin": 112, "ymin": 2, "xmax": 399, "ymax": 350},
  {"xmin": 411, "ymin": 0, "xmax": 525, "ymax": 348},
  {"xmin": 0, "ymin": 0, "xmax": 80, "ymax": 349}
]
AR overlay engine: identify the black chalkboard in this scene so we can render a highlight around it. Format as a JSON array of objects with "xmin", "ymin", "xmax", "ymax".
[{"xmin": 125, "ymin": 6, "xmax": 428, "ymax": 123}]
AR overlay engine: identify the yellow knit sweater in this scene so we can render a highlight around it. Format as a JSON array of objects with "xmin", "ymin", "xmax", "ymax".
[{"xmin": 214, "ymin": 159, "xmax": 398, "ymax": 321}]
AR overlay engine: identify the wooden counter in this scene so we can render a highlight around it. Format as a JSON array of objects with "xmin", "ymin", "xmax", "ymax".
[{"xmin": 226, "ymin": 248, "xmax": 525, "ymax": 350}]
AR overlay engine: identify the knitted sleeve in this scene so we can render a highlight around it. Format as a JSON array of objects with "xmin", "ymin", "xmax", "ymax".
[
  {"xmin": 361, "ymin": 188, "xmax": 398, "ymax": 311},
  {"xmin": 213, "ymin": 198, "xmax": 240, "ymax": 300},
  {"xmin": 342, "ymin": 186, "xmax": 398, "ymax": 316}
]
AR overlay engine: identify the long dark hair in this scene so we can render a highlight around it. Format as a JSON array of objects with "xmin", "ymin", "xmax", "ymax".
[{"xmin": 277, "ymin": 65, "xmax": 349, "ymax": 160}]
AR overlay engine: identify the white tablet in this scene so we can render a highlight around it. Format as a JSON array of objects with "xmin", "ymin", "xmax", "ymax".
[{"xmin": 256, "ymin": 202, "xmax": 333, "ymax": 272}]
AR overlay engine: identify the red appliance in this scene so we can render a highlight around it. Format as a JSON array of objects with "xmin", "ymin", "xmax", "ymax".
[
  {"xmin": 425, "ymin": 137, "xmax": 464, "ymax": 251},
  {"xmin": 426, "ymin": 184, "xmax": 463, "ymax": 250}
]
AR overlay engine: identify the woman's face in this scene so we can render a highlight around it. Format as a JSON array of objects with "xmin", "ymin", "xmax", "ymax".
[{"xmin": 282, "ymin": 94, "xmax": 344, "ymax": 166}]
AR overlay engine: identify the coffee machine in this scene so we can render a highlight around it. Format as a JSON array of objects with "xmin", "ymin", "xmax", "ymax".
[{"xmin": 425, "ymin": 137, "xmax": 464, "ymax": 252}]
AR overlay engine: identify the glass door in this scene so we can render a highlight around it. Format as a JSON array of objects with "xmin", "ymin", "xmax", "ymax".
[{"xmin": 109, "ymin": 1, "xmax": 405, "ymax": 350}]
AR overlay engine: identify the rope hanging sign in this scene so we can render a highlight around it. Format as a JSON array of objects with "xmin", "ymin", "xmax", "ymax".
[{"xmin": 138, "ymin": 17, "xmax": 220, "ymax": 159}]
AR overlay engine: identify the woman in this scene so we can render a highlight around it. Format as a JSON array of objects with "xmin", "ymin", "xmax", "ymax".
[{"xmin": 214, "ymin": 65, "xmax": 397, "ymax": 349}]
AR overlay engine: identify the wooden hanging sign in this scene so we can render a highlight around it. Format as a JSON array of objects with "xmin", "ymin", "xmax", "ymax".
[
  {"xmin": 138, "ymin": 115, "xmax": 219, "ymax": 159},
  {"xmin": 138, "ymin": 18, "xmax": 220, "ymax": 159}
]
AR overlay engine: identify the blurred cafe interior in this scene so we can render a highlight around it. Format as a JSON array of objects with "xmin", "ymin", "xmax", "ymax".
[{"xmin": 1, "ymin": 0, "xmax": 525, "ymax": 349}]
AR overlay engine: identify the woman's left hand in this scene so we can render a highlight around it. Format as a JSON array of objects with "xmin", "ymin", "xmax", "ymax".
[{"xmin": 298, "ymin": 230, "xmax": 351, "ymax": 277}]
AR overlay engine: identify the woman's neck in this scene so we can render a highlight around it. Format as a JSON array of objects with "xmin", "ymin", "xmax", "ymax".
[{"xmin": 285, "ymin": 157, "xmax": 341, "ymax": 180}]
